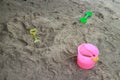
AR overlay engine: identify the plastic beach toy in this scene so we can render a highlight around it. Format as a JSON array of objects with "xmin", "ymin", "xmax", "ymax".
[
  {"xmin": 80, "ymin": 11, "xmax": 93, "ymax": 24},
  {"xmin": 29, "ymin": 28, "xmax": 39, "ymax": 43},
  {"xmin": 77, "ymin": 43, "xmax": 99, "ymax": 69}
]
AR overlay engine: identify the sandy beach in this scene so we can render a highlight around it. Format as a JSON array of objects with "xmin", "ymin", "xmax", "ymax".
[{"xmin": 0, "ymin": 0, "xmax": 120, "ymax": 80}]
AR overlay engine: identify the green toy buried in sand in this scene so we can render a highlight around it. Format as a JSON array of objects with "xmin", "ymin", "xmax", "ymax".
[
  {"xmin": 29, "ymin": 28, "xmax": 39, "ymax": 43},
  {"xmin": 80, "ymin": 11, "xmax": 93, "ymax": 24}
]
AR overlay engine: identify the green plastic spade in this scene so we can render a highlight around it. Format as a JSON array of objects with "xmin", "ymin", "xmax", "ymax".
[{"xmin": 80, "ymin": 11, "xmax": 93, "ymax": 24}]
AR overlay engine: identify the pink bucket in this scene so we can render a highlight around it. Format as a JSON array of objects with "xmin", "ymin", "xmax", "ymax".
[{"xmin": 77, "ymin": 43, "xmax": 99, "ymax": 69}]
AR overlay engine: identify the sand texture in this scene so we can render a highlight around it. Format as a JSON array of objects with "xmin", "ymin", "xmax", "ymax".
[{"xmin": 0, "ymin": 0, "xmax": 120, "ymax": 80}]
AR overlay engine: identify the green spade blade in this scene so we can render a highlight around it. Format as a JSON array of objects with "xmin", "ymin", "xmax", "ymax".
[{"xmin": 80, "ymin": 18, "xmax": 87, "ymax": 24}]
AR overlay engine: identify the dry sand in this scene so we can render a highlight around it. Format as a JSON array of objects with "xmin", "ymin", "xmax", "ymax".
[{"xmin": 0, "ymin": 0, "xmax": 120, "ymax": 80}]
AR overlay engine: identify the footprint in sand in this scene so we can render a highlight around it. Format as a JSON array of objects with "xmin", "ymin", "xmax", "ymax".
[{"xmin": 95, "ymin": 11, "xmax": 104, "ymax": 20}]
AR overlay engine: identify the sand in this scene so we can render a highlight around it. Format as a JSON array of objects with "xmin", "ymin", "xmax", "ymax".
[{"xmin": 0, "ymin": 0, "xmax": 120, "ymax": 80}]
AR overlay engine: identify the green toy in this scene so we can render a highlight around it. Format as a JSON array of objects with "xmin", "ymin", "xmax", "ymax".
[
  {"xmin": 29, "ymin": 28, "xmax": 39, "ymax": 43},
  {"xmin": 80, "ymin": 11, "xmax": 93, "ymax": 24}
]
